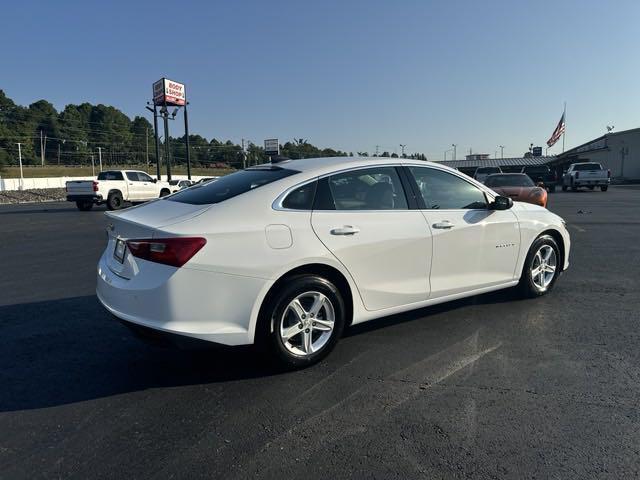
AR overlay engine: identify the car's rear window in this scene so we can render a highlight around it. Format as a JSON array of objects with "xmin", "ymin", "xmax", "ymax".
[
  {"xmin": 167, "ymin": 166, "xmax": 299, "ymax": 205},
  {"xmin": 574, "ymin": 163, "xmax": 602, "ymax": 171},
  {"xmin": 485, "ymin": 174, "xmax": 534, "ymax": 187},
  {"xmin": 524, "ymin": 166, "xmax": 549, "ymax": 174},
  {"xmin": 477, "ymin": 167, "xmax": 501, "ymax": 173},
  {"xmin": 97, "ymin": 171, "xmax": 123, "ymax": 180}
]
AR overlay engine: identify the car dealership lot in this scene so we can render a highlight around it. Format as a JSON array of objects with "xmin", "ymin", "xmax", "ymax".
[{"xmin": 1, "ymin": 188, "xmax": 639, "ymax": 479}]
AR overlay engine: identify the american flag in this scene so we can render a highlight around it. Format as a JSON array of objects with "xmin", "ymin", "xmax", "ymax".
[{"xmin": 547, "ymin": 111, "xmax": 566, "ymax": 147}]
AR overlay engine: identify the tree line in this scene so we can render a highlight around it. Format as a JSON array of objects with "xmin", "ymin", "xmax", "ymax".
[{"xmin": 0, "ymin": 90, "xmax": 427, "ymax": 172}]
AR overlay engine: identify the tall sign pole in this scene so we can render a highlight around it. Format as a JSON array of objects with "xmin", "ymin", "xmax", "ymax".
[
  {"xmin": 184, "ymin": 102, "xmax": 191, "ymax": 180},
  {"xmin": 152, "ymin": 78, "xmax": 186, "ymax": 182},
  {"xmin": 162, "ymin": 103, "xmax": 172, "ymax": 181}
]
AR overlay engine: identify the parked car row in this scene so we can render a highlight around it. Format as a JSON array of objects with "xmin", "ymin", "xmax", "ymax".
[{"xmin": 66, "ymin": 172, "xmax": 206, "ymax": 211}]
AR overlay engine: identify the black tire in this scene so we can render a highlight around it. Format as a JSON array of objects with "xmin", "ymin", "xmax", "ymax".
[
  {"xmin": 601, "ymin": 185, "xmax": 608, "ymax": 192},
  {"xmin": 261, "ymin": 274, "xmax": 345, "ymax": 368},
  {"xmin": 160, "ymin": 189, "xmax": 170, "ymax": 197},
  {"xmin": 562, "ymin": 184, "xmax": 568, "ymax": 192},
  {"xmin": 518, "ymin": 235, "xmax": 561, "ymax": 298},
  {"xmin": 548, "ymin": 185, "xmax": 556, "ymax": 193},
  {"xmin": 75, "ymin": 201, "xmax": 93, "ymax": 211},
  {"xmin": 107, "ymin": 191, "xmax": 124, "ymax": 210}
]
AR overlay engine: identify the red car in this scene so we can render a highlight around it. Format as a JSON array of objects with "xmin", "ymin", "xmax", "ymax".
[{"xmin": 484, "ymin": 173, "xmax": 548, "ymax": 207}]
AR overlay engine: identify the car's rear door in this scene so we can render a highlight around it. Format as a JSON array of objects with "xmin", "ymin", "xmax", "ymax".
[
  {"xmin": 405, "ymin": 165, "xmax": 520, "ymax": 298},
  {"xmin": 311, "ymin": 166, "xmax": 431, "ymax": 311}
]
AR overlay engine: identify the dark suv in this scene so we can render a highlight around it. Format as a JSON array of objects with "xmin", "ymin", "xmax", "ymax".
[{"xmin": 521, "ymin": 165, "xmax": 557, "ymax": 192}]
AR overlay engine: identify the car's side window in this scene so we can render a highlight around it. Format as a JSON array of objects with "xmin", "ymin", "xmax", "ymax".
[
  {"xmin": 314, "ymin": 167, "xmax": 408, "ymax": 211},
  {"xmin": 138, "ymin": 172, "xmax": 153, "ymax": 182},
  {"xmin": 408, "ymin": 167, "xmax": 488, "ymax": 210},
  {"xmin": 282, "ymin": 180, "xmax": 317, "ymax": 210},
  {"xmin": 126, "ymin": 172, "xmax": 139, "ymax": 181}
]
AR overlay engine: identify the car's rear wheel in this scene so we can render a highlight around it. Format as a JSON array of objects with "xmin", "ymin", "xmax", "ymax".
[
  {"xmin": 107, "ymin": 191, "xmax": 123, "ymax": 210},
  {"xmin": 76, "ymin": 201, "xmax": 93, "ymax": 211},
  {"xmin": 519, "ymin": 235, "xmax": 561, "ymax": 298},
  {"xmin": 264, "ymin": 275, "xmax": 345, "ymax": 368},
  {"xmin": 601, "ymin": 185, "xmax": 608, "ymax": 192}
]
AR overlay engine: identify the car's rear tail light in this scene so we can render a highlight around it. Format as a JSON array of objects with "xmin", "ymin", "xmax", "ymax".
[
  {"xmin": 575, "ymin": 172, "xmax": 580, "ymax": 179},
  {"xmin": 607, "ymin": 169, "xmax": 611, "ymax": 178},
  {"xmin": 93, "ymin": 181, "xmax": 99, "ymax": 192},
  {"xmin": 126, "ymin": 237, "xmax": 206, "ymax": 268}
]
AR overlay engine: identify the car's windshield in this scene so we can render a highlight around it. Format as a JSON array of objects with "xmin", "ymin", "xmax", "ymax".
[
  {"xmin": 574, "ymin": 163, "xmax": 602, "ymax": 171},
  {"xmin": 167, "ymin": 167, "xmax": 298, "ymax": 205},
  {"xmin": 485, "ymin": 174, "xmax": 535, "ymax": 187}
]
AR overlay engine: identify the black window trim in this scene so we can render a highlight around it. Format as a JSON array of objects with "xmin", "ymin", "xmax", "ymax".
[
  {"xmin": 402, "ymin": 165, "xmax": 494, "ymax": 211},
  {"xmin": 273, "ymin": 164, "xmax": 414, "ymax": 212}
]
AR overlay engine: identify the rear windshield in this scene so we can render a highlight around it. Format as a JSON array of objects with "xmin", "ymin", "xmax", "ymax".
[
  {"xmin": 574, "ymin": 163, "xmax": 602, "ymax": 171},
  {"xmin": 167, "ymin": 167, "xmax": 299, "ymax": 205},
  {"xmin": 97, "ymin": 171, "xmax": 123, "ymax": 181},
  {"xmin": 477, "ymin": 167, "xmax": 501, "ymax": 174},
  {"xmin": 485, "ymin": 174, "xmax": 534, "ymax": 187},
  {"xmin": 523, "ymin": 166, "xmax": 550, "ymax": 174}
]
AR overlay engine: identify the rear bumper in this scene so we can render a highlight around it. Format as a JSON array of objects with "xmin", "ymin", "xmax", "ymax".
[
  {"xmin": 572, "ymin": 179, "xmax": 610, "ymax": 186},
  {"xmin": 96, "ymin": 249, "xmax": 270, "ymax": 346},
  {"xmin": 67, "ymin": 194, "xmax": 103, "ymax": 203}
]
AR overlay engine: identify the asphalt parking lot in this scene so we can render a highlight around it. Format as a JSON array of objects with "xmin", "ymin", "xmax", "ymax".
[{"xmin": 1, "ymin": 188, "xmax": 639, "ymax": 479}]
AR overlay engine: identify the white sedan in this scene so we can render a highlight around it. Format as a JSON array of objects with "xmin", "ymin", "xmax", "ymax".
[{"xmin": 97, "ymin": 157, "xmax": 570, "ymax": 367}]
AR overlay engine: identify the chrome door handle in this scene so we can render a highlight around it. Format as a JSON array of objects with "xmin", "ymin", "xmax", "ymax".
[
  {"xmin": 330, "ymin": 226, "xmax": 360, "ymax": 236},
  {"xmin": 433, "ymin": 221, "xmax": 454, "ymax": 229}
]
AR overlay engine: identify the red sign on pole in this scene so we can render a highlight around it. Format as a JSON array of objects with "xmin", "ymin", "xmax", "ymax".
[{"xmin": 153, "ymin": 78, "xmax": 186, "ymax": 106}]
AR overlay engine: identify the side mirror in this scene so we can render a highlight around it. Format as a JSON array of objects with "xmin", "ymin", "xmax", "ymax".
[
  {"xmin": 491, "ymin": 195, "xmax": 513, "ymax": 210},
  {"xmin": 153, "ymin": 179, "xmax": 157, "ymax": 183}
]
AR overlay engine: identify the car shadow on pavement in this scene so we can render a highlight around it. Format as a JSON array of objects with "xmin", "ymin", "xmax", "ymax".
[{"xmin": 0, "ymin": 289, "xmax": 517, "ymax": 412}]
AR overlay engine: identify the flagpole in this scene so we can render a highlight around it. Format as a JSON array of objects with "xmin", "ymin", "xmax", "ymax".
[{"xmin": 562, "ymin": 102, "xmax": 566, "ymax": 153}]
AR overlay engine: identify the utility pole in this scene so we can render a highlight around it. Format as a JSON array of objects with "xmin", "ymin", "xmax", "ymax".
[
  {"xmin": 97, "ymin": 147, "xmax": 103, "ymax": 172},
  {"xmin": 452, "ymin": 144, "xmax": 457, "ymax": 161},
  {"xmin": 40, "ymin": 130, "xmax": 46, "ymax": 167},
  {"xmin": 499, "ymin": 145, "xmax": 504, "ymax": 159},
  {"xmin": 184, "ymin": 102, "xmax": 191, "ymax": 180},
  {"xmin": 242, "ymin": 138, "xmax": 247, "ymax": 169},
  {"xmin": 91, "ymin": 154, "xmax": 95, "ymax": 176},
  {"xmin": 57, "ymin": 142, "xmax": 61, "ymax": 165},
  {"xmin": 145, "ymin": 127, "xmax": 150, "ymax": 173},
  {"xmin": 16, "ymin": 143, "xmax": 24, "ymax": 190},
  {"xmin": 400, "ymin": 144, "xmax": 406, "ymax": 158}
]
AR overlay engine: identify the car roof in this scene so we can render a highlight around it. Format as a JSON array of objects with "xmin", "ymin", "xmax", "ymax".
[{"xmin": 257, "ymin": 156, "xmax": 459, "ymax": 177}]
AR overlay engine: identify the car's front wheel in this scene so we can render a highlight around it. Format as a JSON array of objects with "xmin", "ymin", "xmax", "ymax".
[
  {"xmin": 519, "ymin": 235, "xmax": 561, "ymax": 298},
  {"xmin": 601, "ymin": 185, "xmax": 608, "ymax": 192},
  {"xmin": 264, "ymin": 275, "xmax": 345, "ymax": 368}
]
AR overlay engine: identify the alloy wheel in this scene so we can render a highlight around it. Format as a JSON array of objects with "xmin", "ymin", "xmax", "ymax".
[
  {"xmin": 530, "ymin": 245, "xmax": 557, "ymax": 291},
  {"xmin": 279, "ymin": 291, "xmax": 335, "ymax": 357}
]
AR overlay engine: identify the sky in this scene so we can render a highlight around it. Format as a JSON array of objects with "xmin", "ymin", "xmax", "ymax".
[{"xmin": 2, "ymin": 0, "xmax": 640, "ymax": 159}]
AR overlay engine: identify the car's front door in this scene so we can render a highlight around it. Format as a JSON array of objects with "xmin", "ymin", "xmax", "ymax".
[
  {"xmin": 311, "ymin": 166, "xmax": 432, "ymax": 311},
  {"xmin": 406, "ymin": 166, "xmax": 520, "ymax": 298},
  {"xmin": 136, "ymin": 172, "xmax": 157, "ymax": 199}
]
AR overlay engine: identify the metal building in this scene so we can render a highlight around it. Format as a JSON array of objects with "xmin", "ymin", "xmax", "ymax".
[
  {"xmin": 436, "ymin": 156, "xmax": 555, "ymax": 177},
  {"xmin": 549, "ymin": 128, "xmax": 640, "ymax": 182}
]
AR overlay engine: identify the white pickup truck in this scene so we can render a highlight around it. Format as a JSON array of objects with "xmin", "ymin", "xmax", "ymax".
[
  {"xmin": 562, "ymin": 162, "xmax": 611, "ymax": 192},
  {"xmin": 66, "ymin": 170, "xmax": 172, "ymax": 211}
]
